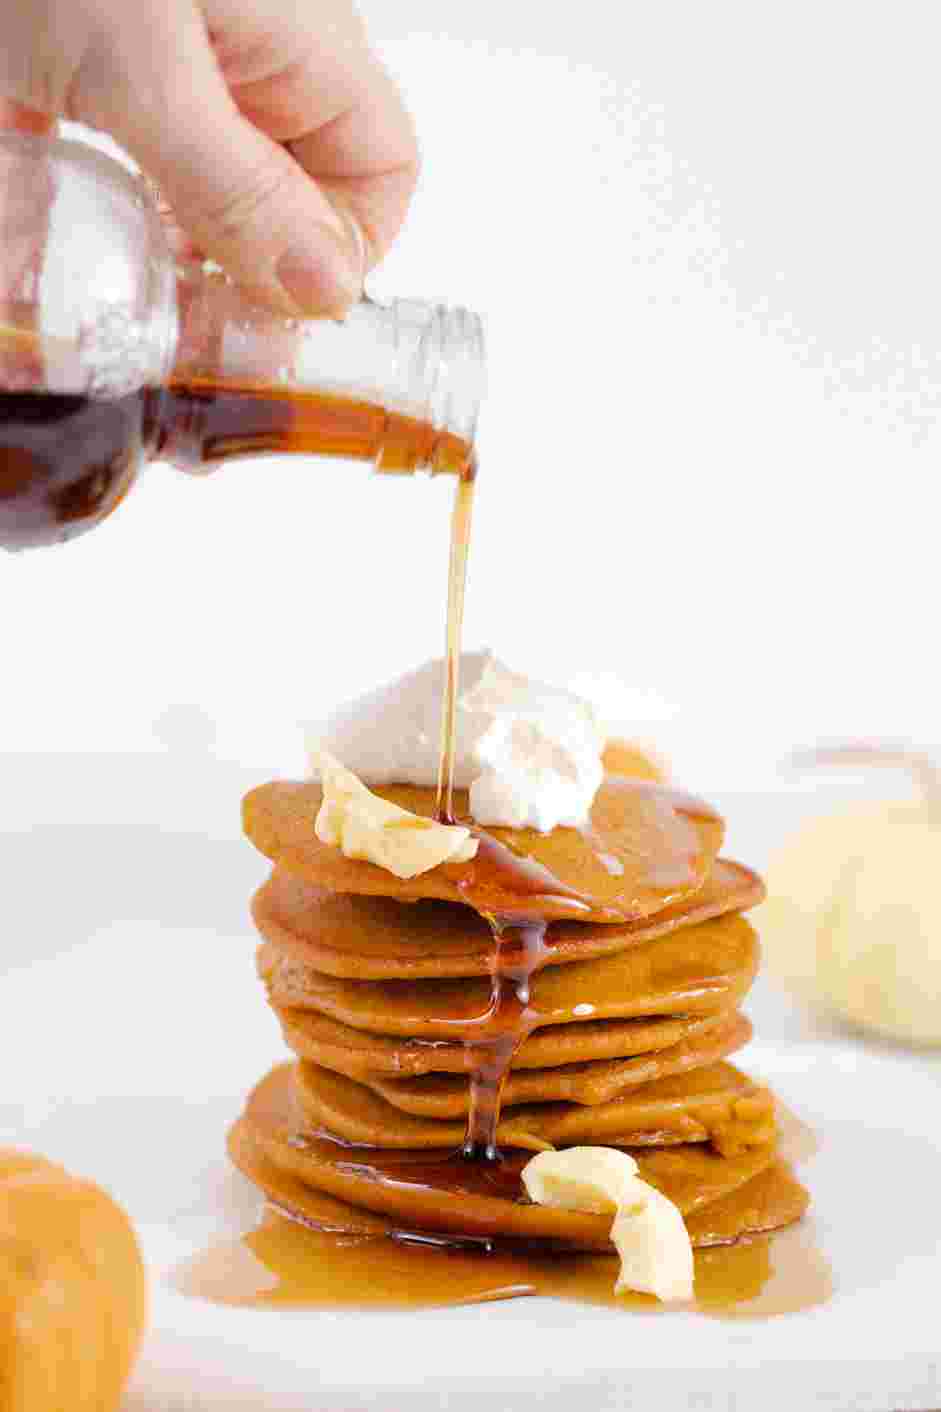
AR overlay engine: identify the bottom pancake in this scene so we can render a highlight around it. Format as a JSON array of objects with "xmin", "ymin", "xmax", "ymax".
[
  {"xmin": 219, "ymin": 1124, "xmax": 815, "ymax": 1315},
  {"xmin": 232, "ymin": 1063, "xmax": 807, "ymax": 1251}
]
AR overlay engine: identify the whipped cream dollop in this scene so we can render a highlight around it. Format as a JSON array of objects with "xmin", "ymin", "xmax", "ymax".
[{"xmin": 319, "ymin": 652, "xmax": 605, "ymax": 832}]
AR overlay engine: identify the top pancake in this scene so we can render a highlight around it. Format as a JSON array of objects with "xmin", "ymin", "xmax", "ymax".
[
  {"xmin": 252, "ymin": 858, "xmax": 764, "ymax": 981},
  {"xmin": 243, "ymin": 777, "xmax": 725, "ymax": 924}
]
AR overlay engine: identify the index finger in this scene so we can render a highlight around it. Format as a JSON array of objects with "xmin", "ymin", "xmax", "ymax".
[{"xmin": 227, "ymin": 44, "xmax": 419, "ymax": 270}]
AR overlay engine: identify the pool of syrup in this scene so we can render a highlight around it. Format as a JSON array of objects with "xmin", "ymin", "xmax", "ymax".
[
  {"xmin": 173, "ymin": 1210, "xmax": 830, "ymax": 1319},
  {"xmin": 179, "ymin": 1071, "xmax": 825, "ymax": 1317},
  {"xmin": 175, "ymin": 1109, "xmax": 827, "ymax": 1317}
]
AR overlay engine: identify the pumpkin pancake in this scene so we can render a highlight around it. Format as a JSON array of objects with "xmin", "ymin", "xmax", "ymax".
[
  {"xmin": 294, "ymin": 1062, "xmax": 776, "ymax": 1155},
  {"xmin": 684, "ymin": 1162, "xmax": 808, "ymax": 1245},
  {"xmin": 275, "ymin": 1007, "xmax": 740, "ymax": 1078},
  {"xmin": 228, "ymin": 1114, "xmax": 808, "ymax": 1257},
  {"xmin": 233, "ymin": 1064, "xmax": 787, "ymax": 1249},
  {"xmin": 362, "ymin": 1013, "xmax": 753, "ymax": 1111},
  {"xmin": 258, "ymin": 914, "xmax": 759, "ymax": 1040},
  {"xmin": 242, "ymin": 778, "xmax": 725, "ymax": 923},
  {"xmin": 252, "ymin": 859, "xmax": 764, "ymax": 981}
]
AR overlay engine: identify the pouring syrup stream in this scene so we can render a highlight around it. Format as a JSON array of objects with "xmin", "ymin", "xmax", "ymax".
[
  {"xmin": 434, "ymin": 463, "xmax": 477, "ymax": 825},
  {"xmin": 432, "ymin": 460, "xmax": 579, "ymax": 1165}
]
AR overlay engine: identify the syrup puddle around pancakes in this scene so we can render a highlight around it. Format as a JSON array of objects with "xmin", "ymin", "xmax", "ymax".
[
  {"xmin": 173, "ymin": 1214, "xmax": 830, "ymax": 1317},
  {"xmin": 172, "ymin": 1106, "xmax": 829, "ymax": 1317},
  {"xmin": 174, "ymin": 468, "xmax": 831, "ymax": 1316}
]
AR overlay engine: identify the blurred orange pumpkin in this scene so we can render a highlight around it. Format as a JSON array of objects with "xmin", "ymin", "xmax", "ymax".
[{"xmin": 0, "ymin": 1149, "xmax": 146, "ymax": 1412}]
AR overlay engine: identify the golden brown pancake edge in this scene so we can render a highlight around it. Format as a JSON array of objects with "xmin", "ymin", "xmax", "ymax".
[
  {"xmin": 251, "ymin": 858, "xmax": 765, "ymax": 980},
  {"xmin": 242, "ymin": 777, "xmax": 725, "ymax": 924},
  {"xmin": 232, "ymin": 1063, "xmax": 803, "ymax": 1251}
]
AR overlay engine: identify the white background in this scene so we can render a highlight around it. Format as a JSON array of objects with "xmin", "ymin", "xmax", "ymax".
[
  {"xmin": 3, "ymin": 0, "xmax": 941, "ymax": 790},
  {"xmin": 3, "ymin": 10, "xmax": 941, "ymax": 1404}
]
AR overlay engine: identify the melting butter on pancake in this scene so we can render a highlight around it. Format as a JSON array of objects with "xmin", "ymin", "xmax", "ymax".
[
  {"xmin": 231, "ymin": 1064, "xmax": 796, "ymax": 1250},
  {"xmin": 362, "ymin": 1013, "xmax": 752, "ymax": 1110},
  {"xmin": 275, "ymin": 1007, "xmax": 741, "ymax": 1078},
  {"xmin": 243, "ymin": 778, "xmax": 724, "ymax": 923},
  {"xmin": 295, "ymin": 1062, "xmax": 776, "ymax": 1155},
  {"xmin": 252, "ymin": 859, "xmax": 765, "ymax": 982},
  {"xmin": 258, "ymin": 914, "xmax": 758, "ymax": 1040}
]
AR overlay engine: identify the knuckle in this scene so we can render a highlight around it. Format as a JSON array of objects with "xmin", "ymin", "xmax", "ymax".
[{"xmin": 195, "ymin": 157, "xmax": 294, "ymax": 241}]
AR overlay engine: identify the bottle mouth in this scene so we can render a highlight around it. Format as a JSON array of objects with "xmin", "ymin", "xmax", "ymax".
[
  {"xmin": 426, "ymin": 304, "xmax": 486, "ymax": 450},
  {"xmin": 388, "ymin": 299, "xmax": 486, "ymax": 456}
]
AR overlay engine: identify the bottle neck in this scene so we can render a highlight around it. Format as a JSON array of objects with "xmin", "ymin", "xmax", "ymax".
[{"xmin": 149, "ymin": 263, "xmax": 484, "ymax": 477}]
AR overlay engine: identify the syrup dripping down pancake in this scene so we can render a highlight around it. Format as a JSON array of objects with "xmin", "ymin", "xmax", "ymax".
[
  {"xmin": 252, "ymin": 859, "xmax": 764, "ymax": 981},
  {"xmin": 274, "ymin": 1007, "xmax": 743, "ymax": 1079},
  {"xmin": 243, "ymin": 778, "xmax": 725, "ymax": 923},
  {"xmin": 357, "ymin": 1012, "xmax": 752, "ymax": 1108},
  {"xmin": 227, "ymin": 1119, "xmax": 809, "ymax": 1267},
  {"xmin": 294, "ymin": 1062, "xmax": 777, "ymax": 1154},
  {"xmin": 258, "ymin": 913, "xmax": 759, "ymax": 1040},
  {"xmin": 231, "ymin": 1064, "xmax": 806, "ymax": 1250}
]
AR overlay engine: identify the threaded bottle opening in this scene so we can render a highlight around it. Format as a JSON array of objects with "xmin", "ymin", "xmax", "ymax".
[{"xmin": 387, "ymin": 299, "xmax": 486, "ymax": 472}]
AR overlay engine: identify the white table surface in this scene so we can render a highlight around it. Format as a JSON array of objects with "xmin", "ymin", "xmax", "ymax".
[{"xmin": 1, "ymin": 752, "xmax": 939, "ymax": 1411}]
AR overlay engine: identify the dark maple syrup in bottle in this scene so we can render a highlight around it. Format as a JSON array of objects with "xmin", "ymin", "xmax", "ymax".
[
  {"xmin": 0, "ymin": 312, "xmax": 481, "ymax": 550},
  {"xmin": 0, "ymin": 387, "xmax": 146, "ymax": 549},
  {"xmin": 0, "ymin": 136, "xmax": 484, "ymax": 550}
]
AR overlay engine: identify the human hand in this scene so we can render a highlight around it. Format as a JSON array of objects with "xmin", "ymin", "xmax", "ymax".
[{"xmin": 0, "ymin": 0, "xmax": 419, "ymax": 316}]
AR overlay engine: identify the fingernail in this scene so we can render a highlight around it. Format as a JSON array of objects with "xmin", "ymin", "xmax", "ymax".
[{"xmin": 276, "ymin": 229, "xmax": 361, "ymax": 316}]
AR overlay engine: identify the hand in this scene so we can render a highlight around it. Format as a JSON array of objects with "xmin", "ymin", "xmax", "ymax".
[{"xmin": 0, "ymin": 0, "xmax": 419, "ymax": 316}]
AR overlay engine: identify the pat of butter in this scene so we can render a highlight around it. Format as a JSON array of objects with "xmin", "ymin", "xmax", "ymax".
[
  {"xmin": 311, "ymin": 746, "xmax": 478, "ymax": 880},
  {"xmin": 521, "ymin": 1147, "xmax": 694, "ymax": 1302}
]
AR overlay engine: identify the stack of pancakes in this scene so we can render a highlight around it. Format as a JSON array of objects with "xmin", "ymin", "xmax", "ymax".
[{"xmin": 231, "ymin": 762, "xmax": 809, "ymax": 1252}]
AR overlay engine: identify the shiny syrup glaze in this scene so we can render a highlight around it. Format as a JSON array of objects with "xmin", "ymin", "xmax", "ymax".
[
  {"xmin": 173, "ymin": 1210, "xmax": 830, "ymax": 1318},
  {"xmin": 280, "ymin": 1108, "xmax": 794, "ymax": 1223},
  {"xmin": 447, "ymin": 839, "xmax": 596, "ymax": 1163},
  {"xmin": 453, "ymin": 834, "xmax": 593, "ymax": 1162},
  {"xmin": 304, "ymin": 1130, "xmax": 530, "ymax": 1204},
  {"xmin": 176, "ymin": 1109, "xmax": 827, "ymax": 1315},
  {"xmin": 459, "ymin": 917, "xmax": 549, "ymax": 1161}
]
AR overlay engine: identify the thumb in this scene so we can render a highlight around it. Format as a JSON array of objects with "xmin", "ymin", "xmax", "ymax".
[{"xmin": 79, "ymin": 20, "xmax": 363, "ymax": 316}]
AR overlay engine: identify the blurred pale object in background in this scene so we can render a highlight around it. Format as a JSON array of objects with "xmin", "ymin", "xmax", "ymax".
[
  {"xmin": 756, "ymin": 747, "xmax": 941, "ymax": 1047},
  {"xmin": 602, "ymin": 738, "xmax": 667, "ymax": 784},
  {"xmin": 572, "ymin": 673, "xmax": 674, "ymax": 785}
]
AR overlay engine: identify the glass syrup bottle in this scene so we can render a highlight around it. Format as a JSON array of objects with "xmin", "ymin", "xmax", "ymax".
[{"xmin": 0, "ymin": 133, "xmax": 484, "ymax": 549}]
